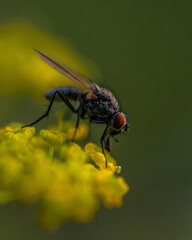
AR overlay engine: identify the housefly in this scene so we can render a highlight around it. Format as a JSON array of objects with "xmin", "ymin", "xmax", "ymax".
[{"xmin": 22, "ymin": 50, "xmax": 129, "ymax": 167}]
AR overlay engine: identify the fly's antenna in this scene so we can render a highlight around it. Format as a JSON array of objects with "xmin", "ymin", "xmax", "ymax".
[{"xmin": 112, "ymin": 137, "xmax": 119, "ymax": 143}]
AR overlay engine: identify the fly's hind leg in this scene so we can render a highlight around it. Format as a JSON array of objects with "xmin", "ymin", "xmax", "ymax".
[
  {"xmin": 22, "ymin": 91, "xmax": 77, "ymax": 128},
  {"xmin": 72, "ymin": 96, "xmax": 84, "ymax": 141}
]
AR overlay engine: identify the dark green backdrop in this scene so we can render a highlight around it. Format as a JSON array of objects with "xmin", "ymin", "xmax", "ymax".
[{"xmin": 0, "ymin": 0, "xmax": 192, "ymax": 240}]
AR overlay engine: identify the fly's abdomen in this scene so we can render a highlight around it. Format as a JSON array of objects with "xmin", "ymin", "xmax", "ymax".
[{"xmin": 45, "ymin": 86, "xmax": 83, "ymax": 102}]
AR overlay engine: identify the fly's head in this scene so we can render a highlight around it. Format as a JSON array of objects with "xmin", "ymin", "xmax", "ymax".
[
  {"xmin": 109, "ymin": 112, "xmax": 129, "ymax": 135},
  {"xmin": 105, "ymin": 112, "xmax": 129, "ymax": 152}
]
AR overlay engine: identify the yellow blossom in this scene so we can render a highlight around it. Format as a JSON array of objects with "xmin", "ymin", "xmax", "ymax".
[
  {"xmin": 48, "ymin": 112, "xmax": 89, "ymax": 141},
  {"xmin": 85, "ymin": 142, "xmax": 119, "ymax": 172},
  {"xmin": 66, "ymin": 124, "xmax": 89, "ymax": 141},
  {"xmin": 5, "ymin": 126, "xmax": 35, "ymax": 142},
  {"xmin": 0, "ymin": 119, "xmax": 129, "ymax": 229},
  {"xmin": 40, "ymin": 129, "xmax": 66, "ymax": 146}
]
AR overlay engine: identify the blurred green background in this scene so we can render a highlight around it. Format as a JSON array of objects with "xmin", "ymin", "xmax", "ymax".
[{"xmin": 0, "ymin": 0, "xmax": 192, "ymax": 239}]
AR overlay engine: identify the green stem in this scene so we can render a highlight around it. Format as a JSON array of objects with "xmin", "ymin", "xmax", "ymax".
[{"xmin": 48, "ymin": 145, "xmax": 54, "ymax": 163}]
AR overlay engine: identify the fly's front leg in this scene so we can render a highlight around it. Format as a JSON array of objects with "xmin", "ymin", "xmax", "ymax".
[
  {"xmin": 100, "ymin": 124, "xmax": 109, "ymax": 168},
  {"xmin": 22, "ymin": 91, "xmax": 76, "ymax": 128},
  {"xmin": 90, "ymin": 117, "xmax": 109, "ymax": 168},
  {"xmin": 105, "ymin": 136, "xmax": 111, "ymax": 152}
]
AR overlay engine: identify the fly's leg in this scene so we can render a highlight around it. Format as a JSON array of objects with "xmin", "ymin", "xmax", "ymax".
[
  {"xmin": 72, "ymin": 97, "xmax": 84, "ymax": 140},
  {"xmin": 105, "ymin": 136, "xmax": 111, "ymax": 152},
  {"xmin": 22, "ymin": 91, "xmax": 77, "ymax": 128},
  {"xmin": 90, "ymin": 117, "xmax": 109, "ymax": 167},
  {"xmin": 100, "ymin": 124, "xmax": 109, "ymax": 168}
]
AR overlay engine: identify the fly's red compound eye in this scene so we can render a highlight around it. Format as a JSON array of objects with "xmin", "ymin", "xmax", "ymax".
[{"xmin": 111, "ymin": 112, "xmax": 126, "ymax": 130}]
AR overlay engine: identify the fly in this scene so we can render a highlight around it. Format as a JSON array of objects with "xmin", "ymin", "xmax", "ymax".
[{"xmin": 22, "ymin": 50, "xmax": 129, "ymax": 167}]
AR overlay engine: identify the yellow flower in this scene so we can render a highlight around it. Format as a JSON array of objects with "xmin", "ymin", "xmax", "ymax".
[
  {"xmin": 96, "ymin": 172, "xmax": 129, "ymax": 207},
  {"xmin": 85, "ymin": 142, "xmax": 119, "ymax": 172},
  {"xmin": 5, "ymin": 126, "xmax": 35, "ymax": 143},
  {"xmin": 0, "ymin": 119, "xmax": 129, "ymax": 229},
  {"xmin": 60, "ymin": 143, "xmax": 87, "ymax": 164},
  {"xmin": 0, "ymin": 155, "xmax": 23, "ymax": 188},
  {"xmin": 40, "ymin": 129, "xmax": 66, "ymax": 146},
  {"xmin": 67, "ymin": 124, "xmax": 89, "ymax": 140}
]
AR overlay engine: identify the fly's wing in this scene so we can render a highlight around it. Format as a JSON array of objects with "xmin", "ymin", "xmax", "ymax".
[{"xmin": 35, "ymin": 50, "xmax": 96, "ymax": 97}]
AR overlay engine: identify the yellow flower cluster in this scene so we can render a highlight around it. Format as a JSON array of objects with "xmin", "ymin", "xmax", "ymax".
[{"xmin": 0, "ymin": 117, "xmax": 129, "ymax": 229}]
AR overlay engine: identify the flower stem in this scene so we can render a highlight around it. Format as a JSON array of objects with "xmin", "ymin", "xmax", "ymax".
[{"xmin": 48, "ymin": 146, "xmax": 54, "ymax": 163}]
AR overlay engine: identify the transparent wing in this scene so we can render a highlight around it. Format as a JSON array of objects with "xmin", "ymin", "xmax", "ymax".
[{"xmin": 35, "ymin": 50, "xmax": 95, "ymax": 96}]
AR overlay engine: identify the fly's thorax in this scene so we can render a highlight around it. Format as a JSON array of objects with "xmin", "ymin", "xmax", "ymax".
[{"xmin": 83, "ymin": 85, "xmax": 119, "ymax": 118}]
